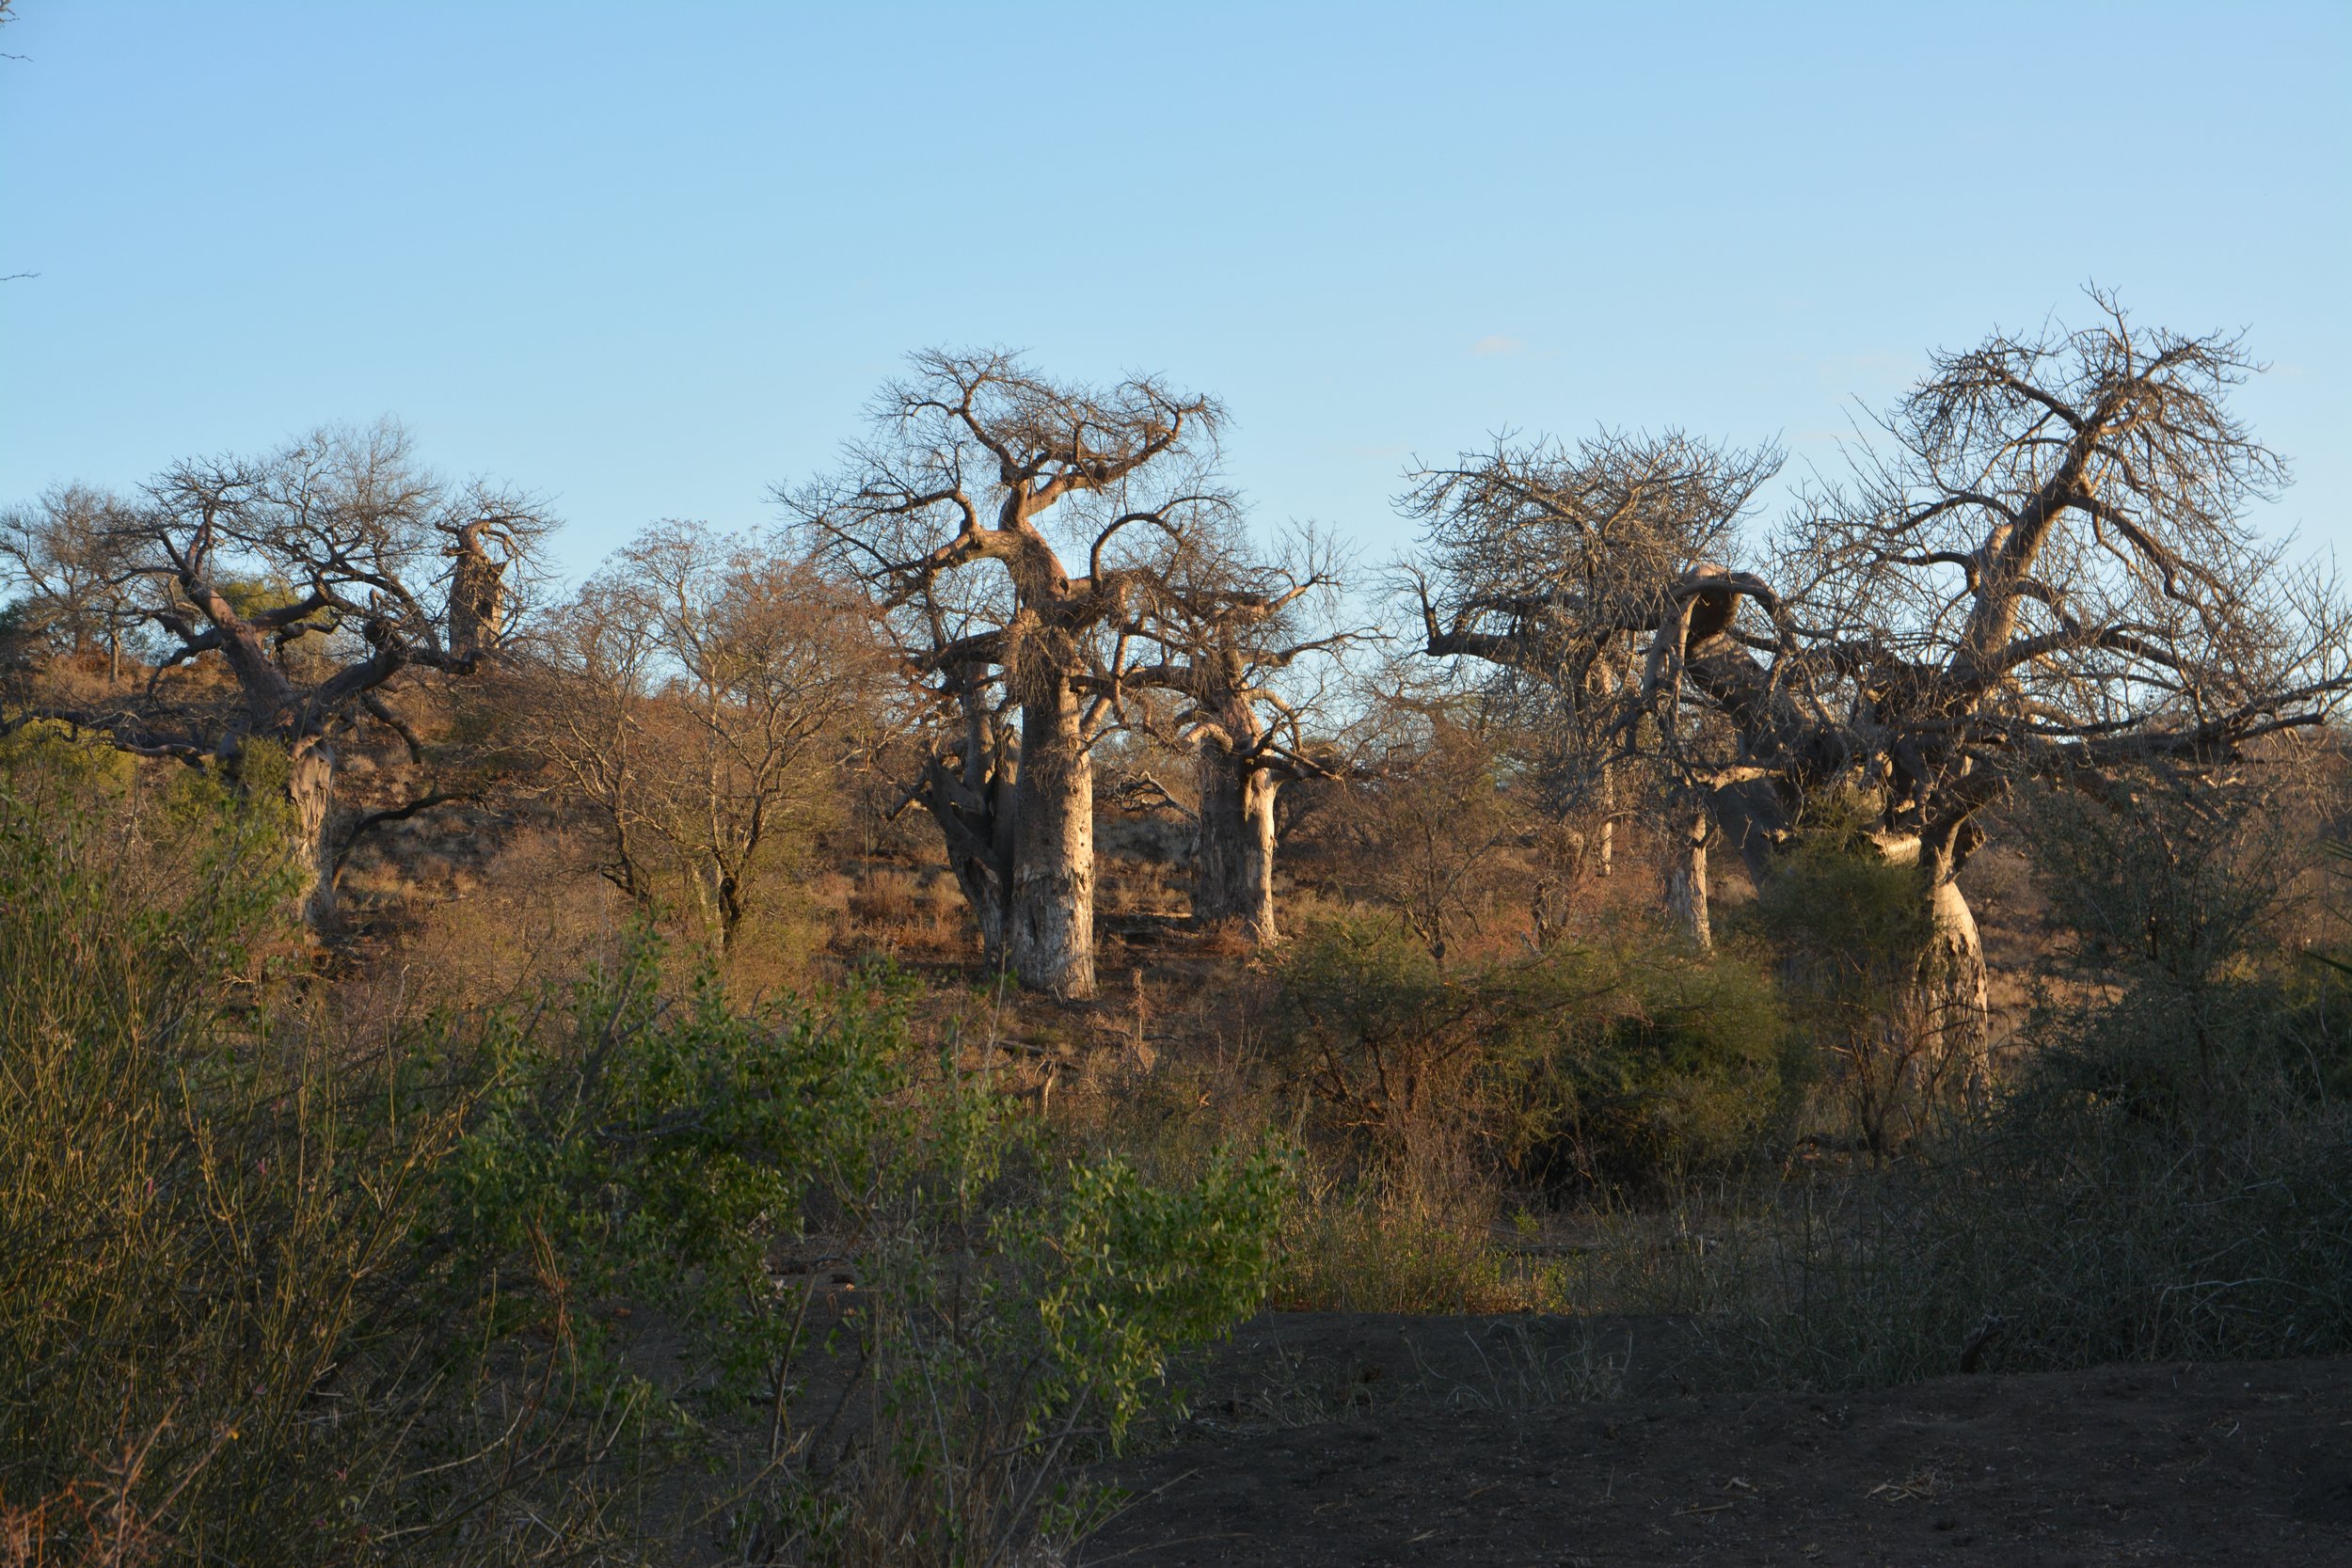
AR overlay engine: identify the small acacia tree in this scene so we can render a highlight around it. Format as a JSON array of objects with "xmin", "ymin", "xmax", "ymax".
[
  {"xmin": 788, "ymin": 350, "xmax": 1232, "ymax": 997},
  {"xmin": 1, "ymin": 484, "xmax": 150, "ymax": 684},
  {"xmin": 1, "ymin": 420, "xmax": 551, "ymax": 932},
  {"xmin": 533, "ymin": 520, "xmax": 886, "ymax": 952}
]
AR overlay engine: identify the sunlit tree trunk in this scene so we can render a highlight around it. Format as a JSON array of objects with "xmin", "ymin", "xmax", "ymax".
[
  {"xmin": 1007, "ymin": 629, "xmax": 1095, "ymax": 998},
  {"xmin": 1915, "ymin": 848, "xmax": 1991, "ymax": 1101},
  {"xmin": 286, "ymin": 738, "xmax": 340, "ymax": 933},
  {"xmin": 1662, "ymin": 805, "xmax": 1710, "ymax": 950}
]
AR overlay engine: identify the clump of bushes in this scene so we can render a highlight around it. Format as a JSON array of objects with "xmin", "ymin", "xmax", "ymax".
[
  {"xmin": 0, "ymin": 740, "xmax": 1286, "ymax": 1567},
  {"xmin": 1269, "ymin": 911, "xmax": 1793, "ymax": 1199},
  {"xmin": 1557, "ymin": 784, "xmax": 2352, "ymax": 1393},
  {"xmin": 1738, "ymin": 803, "xmax": 1953, "ymax": 1156}
]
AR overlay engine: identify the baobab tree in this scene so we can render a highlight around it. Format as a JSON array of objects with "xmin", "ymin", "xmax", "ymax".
[
  {"xmin": 1118, "ymin": 530, "xmax": 1359, "ymax": 942},
  {"xmin": 1403, "ymin": 429, "xmax": 1782, "ymax": 946},
  {"xmin": 888, "ymin": 575, "xmax": 1025, "ymax": 964},
  {"xmin": 1, "ymin": 420, "xmax": 551, "ymax": 932},
  {"xmin": 1638, "ymin": 294, "xmax": 2352, "ymax": 1077},
  {"xmin": 787, "ymin": 350, "xmax": 1232, "ymax": 997}
]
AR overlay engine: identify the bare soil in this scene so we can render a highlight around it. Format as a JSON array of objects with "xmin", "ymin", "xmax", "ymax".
[{"xmin": 1089, "ymin": 1317, "xmax": 2352, "ymax": 1566}]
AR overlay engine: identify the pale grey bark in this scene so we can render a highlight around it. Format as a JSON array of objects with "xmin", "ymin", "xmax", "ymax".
[
  {"xmin": 1007, "ymin": 633, "xmax": 1097, "ymax": 996},
  {"xmin": 1661, "ymin": 806, "xmax": 1710, "ymax": 951},
  {"xmin": 445, "ymin": 519, "xmax": 511, "ymax": 658},
  {"xmin": 1916, "ymin": 846, "xmax": 1991, "ymax": 1100},
  {"xmin": 1190, "ymin": 728, "xmax": 1280, "ymax": 942},
  {"xmin": 791, "ymin": 350, "xmax": 1232, "ymax": 998},
  {"xmin": 288, "ymin": 740, "xmax": 340, "ymax": 930}
]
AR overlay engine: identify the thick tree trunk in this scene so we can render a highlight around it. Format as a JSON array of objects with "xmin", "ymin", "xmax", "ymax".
[
  {"xmin": 446, "ymin": 524, "xmax": 508, "ymax": 659},
  {"xmin": 1662, "ymin": 806, "xmax": 1711, "ymax": 950},
  {"xmin": 1915, "ymin": 864, "xmax": 1991, "ymax": 1102},
  {"xmin": 1191, "ymin": 735, "xmax": 1279, "ymax": 942},
  {"xmin": 1008, "ymin": 668, "xmax": 1095, "ymax": 999},
  {"xmin": 965, "ymin": 784, "xmax": 1016, "ymax": 967},
  {"xmin": 287, "ymin": 738, "xmax": 339, "ymax": 935},
  {"xmin": 916, "ymin": 701, "xmax": 1017, "ymax": 971}
]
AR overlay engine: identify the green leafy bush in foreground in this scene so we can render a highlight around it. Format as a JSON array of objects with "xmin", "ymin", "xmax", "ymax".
[{"xmin": 0, "ymin": 743, "xmax": 1285, "ymax": 1567}]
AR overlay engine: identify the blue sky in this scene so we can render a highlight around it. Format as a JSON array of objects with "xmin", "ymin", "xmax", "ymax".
[{"xmin": 3, "ymin": 2, "xmax": 2346, "ymax": 578}]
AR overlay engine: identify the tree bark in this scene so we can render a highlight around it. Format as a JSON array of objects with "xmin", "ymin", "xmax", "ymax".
[
  {"xmin": 1007, "ymin": 643, "xmax": 1095, "ymax": 998},
  {"xmin": 927, "ymin": 764, "xmax": 1015, "ymax": 969},
  {"xmin": 918, "ymin": 678, "xmax": 1018, "ymax": 971},
  {"xmin": 446, "ymin": 522, "xmax": 509, "ymax": 659},
  {"xmin": 1915, "ymin": 863, "xmax": 1991, "ymax": 1102},
  {"xmin": 1662, "ymin": 806, "xmax": 1711, "ymax": 951},
  {"xmin": 1191, "ymin": 732, "xmax": 1279, "ymax": 942},
  {"xmin": 287, "ymin": 738, "xmax": 340, "ymax": 934}
]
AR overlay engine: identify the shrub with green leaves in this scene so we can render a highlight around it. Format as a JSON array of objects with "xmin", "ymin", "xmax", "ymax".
[
  {"xmin": 1271, "ymin": 911, "xmax": 1791, "ymax": 1199},
  {"xmin": 419, "ymin": 935, "xmax": 1290, "ymax": 1565},
  {"xmin": 0, "ymin": 736, "xmax": 1286, "ymax": 1568},
  {"xmin": 1739, "ymin": 817, "xmax": 1947, "ymax": 1155},
  {"xmin": 0, "ymin": 726, "xmax": 448, "ymax": 1564}
]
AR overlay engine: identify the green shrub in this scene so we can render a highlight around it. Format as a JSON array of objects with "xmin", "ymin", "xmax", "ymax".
[
  {"xmin": 0, "ymin": 727, "xmax": 455, "ymax": 1564},
  {"xmin": 1270, "ymin": 911, "xmax": 1790, "ymax": 1202},
  {"xmin": 1740, "ymin": 824, "xmax": 1947, "ymax": 1155},
  {"xmin": 0, "ymin": 741, "xmax": 1286, "ymax": 1567}
]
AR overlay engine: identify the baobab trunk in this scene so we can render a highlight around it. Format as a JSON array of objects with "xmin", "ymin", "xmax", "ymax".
[
  {"xmin": 446, "ymin": 522, "xmax": 509, "ymax": 660},
  {"xmin": 1867, "ymin": 829, "xmax": 1994, "ymax": 1104},
  {"xmin": 919, "ymin": 678, "xmax": 1017, "ymax": 970},
  {"xmin": 940, "ymin": 768, "xmax": 1016, "ymax": 969},
  {"xmin": 1191, "ymin": 733, "xmax": 1279, "ymax": 942},
  {"xmin": 1662, "ymin": 806, "xmax": 1710, "ymax": 950},
  {"xmin": 286, "ymin": 738, "xmax": 340, "ymax": 935},
  {"xmin": 1008, "ymin": 651, "xmax": 1096, "ymax": 999},
  {"xmin": 1915, "ymin": 864, "xmax": 1991, "ymax": 1102}
]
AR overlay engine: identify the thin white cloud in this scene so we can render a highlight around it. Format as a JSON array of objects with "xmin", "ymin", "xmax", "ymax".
[{"xmin": 1470, "ymin": 335, "xmax": 1527, "ymax": 356}]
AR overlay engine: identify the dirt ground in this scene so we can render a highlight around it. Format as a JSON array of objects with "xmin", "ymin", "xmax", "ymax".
[{"xmin": 1086, "ymin": 1317, "xmax": 2352, "ymax": 1567}]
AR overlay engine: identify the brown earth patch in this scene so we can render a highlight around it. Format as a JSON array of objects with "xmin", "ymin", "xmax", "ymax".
[{"xmin": 1089, "ymin": 1345, "xmax": 2352, "ymax": 1566}]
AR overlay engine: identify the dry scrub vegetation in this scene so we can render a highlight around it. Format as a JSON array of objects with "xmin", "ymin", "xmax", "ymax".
[{"xmin": 4, "ymin": 299, "xmax": 2351, "ymax": 1563}]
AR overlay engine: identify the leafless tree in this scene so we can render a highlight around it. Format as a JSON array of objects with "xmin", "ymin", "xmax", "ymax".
[
  {"xmin": 1, "ymin": 420, "xmax": 552, "ymax": 932},
  {"xmin": 1, "ymin": 484, "xmax": 148, "ymax": 683},
  {"xmin": 1329, "ymin": 697, "xmax": 1534, "ymax": 973},
  {"xmin": 787, "ymin": 350, "xmax": 1231, "ymax": 998},
  {"xmin": 1641, "ymin": 293, "xmax": 2352, "ymax": 1080},
  {"xmin": 1116, "ymin": 527, "xmax": 1361, "ymax": 942},
  {"xmin": 1402, "ymin": 429, "xmax": 1783, "ymax": 947},
  {"xmin": 532, "ymin": 521, "xmax": 886, "ymax": 953}
]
